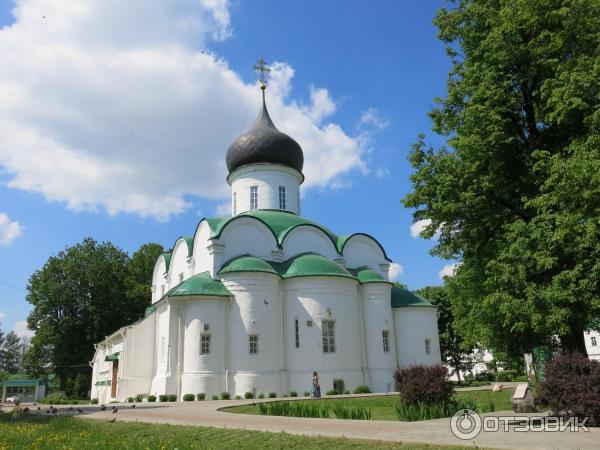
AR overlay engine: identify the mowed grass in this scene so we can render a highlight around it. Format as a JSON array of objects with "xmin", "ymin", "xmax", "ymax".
[
  {"xmin": 224, "ymin": 389, "xmax": 514, "ymax": 421},
  {"xmin": 0, "ymin": 413, "xmax": 475, "ymax": 450}
]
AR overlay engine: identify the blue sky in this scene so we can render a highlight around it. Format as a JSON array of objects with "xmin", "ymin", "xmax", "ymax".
[{"xmin": 0, "ymin": 0, "xmax": 453, "ymax": 337}]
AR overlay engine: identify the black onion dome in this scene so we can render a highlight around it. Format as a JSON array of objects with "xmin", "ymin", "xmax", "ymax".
[{"xmin": 226, "ymin": 100, "xmax": 304, "ymax": 174}]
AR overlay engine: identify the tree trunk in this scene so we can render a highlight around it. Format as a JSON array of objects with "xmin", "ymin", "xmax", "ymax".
[{"xmin": 560, "ymin": 327, "xmax": 588, "ymax": 356}]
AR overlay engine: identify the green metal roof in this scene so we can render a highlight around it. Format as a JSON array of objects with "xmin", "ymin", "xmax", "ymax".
[
  {"xmin": 175, "ymin": 236, "xmax": 194, "ymax": 258},
  {"xmin": 348, "ymin": 267, "xmax": 391, "ymax": 284},
  {"xmin": 167, "ymin": 271, "xmax": 232, "ymax": 298},
  {"xmin": 1, "ymin": 380, "xmax": 42, "ymax": 387},
  {"xmin": 391, "ymin": 287, "xmax": 435, "ymax": 308},
  {"xmin": 219, "ymin": 256, "xmax": 279, "ymax": 275},
  {"xmin": 104, "ymin": 352, "xmax": 120, "ymax": 361},
  {"xmin": 95, "ymin": 380, "xmax": 112, "ymax": 386},
  {"xmin": 280, "ymin": 254, "xmax": 355, "ymax": 280},
  {"xmin": 220, "ymin": 253, "xmax": 357, "ymax": 281},
  {"xmin": 209, "ymin": 210, "xmax": 339, "ymax": 249}
]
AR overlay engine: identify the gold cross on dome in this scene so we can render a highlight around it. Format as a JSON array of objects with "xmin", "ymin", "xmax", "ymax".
[{"xmin": 253, "ymin": 57, "xmax": 271, "ymax": 87}]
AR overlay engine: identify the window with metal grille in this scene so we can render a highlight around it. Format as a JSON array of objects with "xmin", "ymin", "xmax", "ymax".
[
  {"xmin": 233, "ymin": 192, "xmax": 237, "ymax": 215},
  {"xmin": 250, "ymin": 185, "xmax": 258, "ymax": 210},
  {"xmin": 294, "ymin": 318, "xmax": 300, "ymax": 348},
  {"xmin": 200, "ymin": 334, "xmax": 211, "ymax": 355},
  {"xmin": 179, "ymin": 273, "xmax": 184, "ymax": 284},
  {"xmin": 592, "ymin": 336, "xmax": 598, "ymax": 347},
  {"xmin": 425, "ymin": 338, "xmax": 431, "ymax": 355},
  {"xmin": 279, "ymin": 186, "xmax": 286, "ymax": 209},
  {"xmin": 322, "ymin": 320, "xmax": 335, "ymax": 353},
  {"xmin": 249, "ymin": 334, "xmax": 258, "ymax": 354},
  {"xmin": 382, "ymin": 330, "xmax": 390, "ymax": 353}
]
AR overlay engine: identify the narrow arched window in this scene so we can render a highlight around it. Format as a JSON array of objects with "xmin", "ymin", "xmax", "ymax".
[
  {"xmin": 279, "ymin": 186, "xmax": 286, "ymax": 210},
  {"xmin": 250, "ymin": 186, "xmax": 258, "ymax": 210}
]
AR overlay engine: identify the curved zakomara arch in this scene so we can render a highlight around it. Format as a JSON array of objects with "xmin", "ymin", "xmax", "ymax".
[
  {"xmin": 280, "ymin": 224, "xmax": 340, "ymax": 259},
  {"xmin": 337, "ymin": 232, "xmax": 392, "ymax": 262},
  {"xmin": 192, "ymin": 215, "xmax": 342, "ymax": 256},
  {"xmin": 167, "ymin": 236, "xmax": 193, "ymax": 281}
]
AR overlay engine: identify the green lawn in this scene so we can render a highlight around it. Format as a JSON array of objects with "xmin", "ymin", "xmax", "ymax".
[
  {"xmin": 224, "ymin": 390, "xmax": 514, "ymax": 421},
  {"xmin": 0, "ymin": 413, "xmax": 477, "ymax": 450}
]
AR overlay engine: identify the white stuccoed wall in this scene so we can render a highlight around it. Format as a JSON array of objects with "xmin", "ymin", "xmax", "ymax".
[
  {"xmin": 117, "ymin": 315, "xmax": 156, "ymax": 400},
  {"xmin": 393, "ymin": 306, "xmax": 441, "ymax": 367},
  {"xmin": 169, "ymin": 239, "xmax": 191, "ymax": 286},
  {"xmin": 220, "ymin": 218, "xmax": 278, "ymax": 263},
  {"xmin": 361, "ymin": 283, "xmax": 398, "ymax": 392},
  {"xmin": 151, "ymin": 257, "xmax": 168, "ymax": 304},
  {"xmin": 342, "ymin": 235, "xmax": 389, "ymax": 278},
  {"xmin": 180, "ymin": 297, "xmax": 229, "ymax": 397},
  {"xmin": 228, "ymin": 164, "xmax": 303, "ymax": 215},
  {"xmin": 221, "ymin": 272, "xmax": 284, "ymax": 396},
  {"xmin": 191, "ymin": 221, "xmax": 212, "ymax": 275},
  {"xmin": 150, "ymin": 302, "xmax": 179, "ymax": 396},
  {"xmin": 282, "ymin": 227, "xmax": 340, "ymax": 261},
  {"xmin": 284, "ymin": 277, "xmax": 366, "ymax": 394}
]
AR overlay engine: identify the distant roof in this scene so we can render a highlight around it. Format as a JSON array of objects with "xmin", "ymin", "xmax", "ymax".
[
  {"xmin": 1, "ymin": 380, "xmax": 43, "ymax": 386},
  {"xmin": 391, "ymin": 287, "xmax": 435, "ymax": 308},
  {"xmin": 348, "ymin": 267, "xmax": 388, "ymax": 284},
  {"xmin": 167, "ymin": 271, "xmax": 232, "ymax": 298}
]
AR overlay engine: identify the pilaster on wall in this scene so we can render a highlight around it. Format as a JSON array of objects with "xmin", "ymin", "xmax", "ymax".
[
  {"xmin": 379, "ymin": 262, "xmax": 391, "ymax": 281},
  {"xmin": 207, "ymin": 241, "xmax": 226, "ymax": 278}
]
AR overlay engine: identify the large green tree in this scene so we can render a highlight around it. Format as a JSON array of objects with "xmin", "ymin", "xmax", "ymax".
[
  {"xmin": 0, "ymin": 331, "xmax": 23, "ymax": 373},
  {"xmin": 416, "ymin": 286, "xmax": 475, "ymax": 380},
  {"xmin": 25, "ymin": 238, "xmax": 162, "ymax": 396},
  {"xmin": 404, "ymin": 0, "xmax": 600, "ymax": 357},
  {"xmin": 125, "ymin": 243, "xmax": 165, "ymax": 314}
]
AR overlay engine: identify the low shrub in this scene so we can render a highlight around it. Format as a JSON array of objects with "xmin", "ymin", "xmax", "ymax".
[
  {"xmin": 343, "ymin": 390, "xmax": 350, "ymax": 395},
  {"xmin": 514, "ymin": 375, "xmax": 529, "ymax": 382},
  {"xmin": 475, "ymin": 371, "xmax": 495, "ymax": 382},
  {"xmin": 259, "ymin": 401, "xmax": 330, "ymax": 418},
  {"xmin": 394, "ymin": 396, "xmax": 495, "ymax": 422},
  {"xmin": 221, "ymin": 392, "xmax": 230, "ymax": 400},
  {"xmin": 158, "ymin": 394, "xmax": 168, "ymax": 402},
  {"xmin": 235, "ymin": 395, "xmax": 242, "ymax": 400},
  {"xmin": 211, "ymin": 395, "xmax": 218, "ymax": 400},
  {"xmin": 135, "ymin": 394, "xmax": 144, "ymax": 402},
  {"xmin": 394, "ymin": 364, "xmax": 453, "ymax": 406},
  {"xmin": 353, "ymin": 385, "xmax": 371, "ymax": 394},
  {"xmin": 268, "ymin": 392, "xmax": 277, "ymax": 398},
  {"xmin": 325, "ymin": 389, "xmax": 338, "ymax": 396},
  {"xmin": 183, "ymin": 394, "xmax": 195, "ymax": 401},
  {"xmin": 244, "ymin": 392, "xmax": 254, "ymax": 399},
  {"xmin": 167, "ymin": 394, "xmax": 177, "ymax": 402},
  {"xmin": 538, "ymin": 352, "xmax": 600, "ymax": 426},
  {"xmin": 197, "ymin": 393, "xmax": 205, "ymax": 401},
  {"xmin": 289, "ymin": 391, "xmax": 298, "ymax": 397},
  {"xmin": 258, "ymin": 393, "xmax": 265, "ymax": 399},
  {"xmin": 90, "ymin": 398, "xmax": 99, "ymax": 404},
  {"xmin": 127, "ymin": 397, "xmax": 134, "ymax": 403},
  {"xmin": 147, "ymin": 395, "xmax": 156, "ymax": 402},
  {"xmin": 303, "ymin": 391, "xmax": 310, "ymax": 397},
  {"xmin": 331, "ymin": 402, "xmax": 371, "ymax": 420}
]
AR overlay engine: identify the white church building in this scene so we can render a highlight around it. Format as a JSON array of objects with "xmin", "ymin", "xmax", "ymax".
[{"xmin": 90, "ymin": 83, "xmax": 441, "ymax": 403}]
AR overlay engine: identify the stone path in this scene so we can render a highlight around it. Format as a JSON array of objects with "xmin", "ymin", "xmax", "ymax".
[{"xmin": 65, "ymin": 395, "xmax": 598, "ymax": 450}]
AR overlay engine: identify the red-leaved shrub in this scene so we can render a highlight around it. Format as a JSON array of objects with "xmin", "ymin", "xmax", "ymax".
[
  {"xmin": 394, "ymin": 364, "xmax": 453, "ymax": 405},
  {"xmin": 538, "ymin": 352, "xmax": 600, "ymax": 426}
]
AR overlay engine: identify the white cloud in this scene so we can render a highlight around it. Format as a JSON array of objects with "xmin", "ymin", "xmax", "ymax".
[
  {"xmin": 12, "ymin": 320, "xmax": 35, "ymax": 339},
  {"xmin": 214, "ymin": 201, "xmax": 230, "ymax": 216},
  {"xmin": 388, "ymin": 262, "xmax": 404, "ymax": 281},
  {"xmin": 0, "ymin": 213, "xmax": 23, "ymax": 246},
  {"xmin": 358, "ymin": 107, "xmax": 389, "ymax": 131},
  {"xmin": 439, "ymin": 263, "xmax": 459, "ymax": 280},
  {"xmin": 410, "ymin": 219, "xmax": 431, "ymax": 238},
  {"xmin": 0, "ymin": 311, "xmax": 5, "ymax": 321},
  {"xmin": 0, "ymin": 0, "xmax": 367, "ymax": 221},
  {"xmin": 375, "ymin": 167, "xmax": 389, "ymax": 178}
]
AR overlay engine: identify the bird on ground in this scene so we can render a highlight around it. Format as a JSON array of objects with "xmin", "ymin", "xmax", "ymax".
[
  {"xmin": 22, "ymin": 407, "xmax": 30, "ymax": 413},
  {"xmin": 131, "ymin": 404, "xmax": 136, "ymax": 408},
  {"xmin": 109, "ymin": 417, "xmax": 117, "ymax": 423},
  {"xmin": 77, "ymin": 408, "xmax": 84, "ymax": 414},
  {"xmin": 112, "ymin": 407, "xmax": 118, "ymax": 414},
  {"xmin": 68, "ymin": 407, "xmax": 74, "ymax": 411},
  {"xmin": 51, "ymin": 408, "xmax": 57, "ymax": 415},
  {"xmin": 45, "ymin": 409, "xmax": 51, "ymax": 414},
  {"xmin": 100, "ymin": 405, "xmax": 107, "ymax": 411}
]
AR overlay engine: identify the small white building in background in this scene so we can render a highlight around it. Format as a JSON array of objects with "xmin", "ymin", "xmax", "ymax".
[{"xmin": 90, "ymin": 87, "xmax": 441, "ymax": 403}]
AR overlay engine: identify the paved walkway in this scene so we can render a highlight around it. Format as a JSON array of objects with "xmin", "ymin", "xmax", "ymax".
[{"xmin": 52, "ymin": 395, "xmax": 594, "ymax": 450}]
